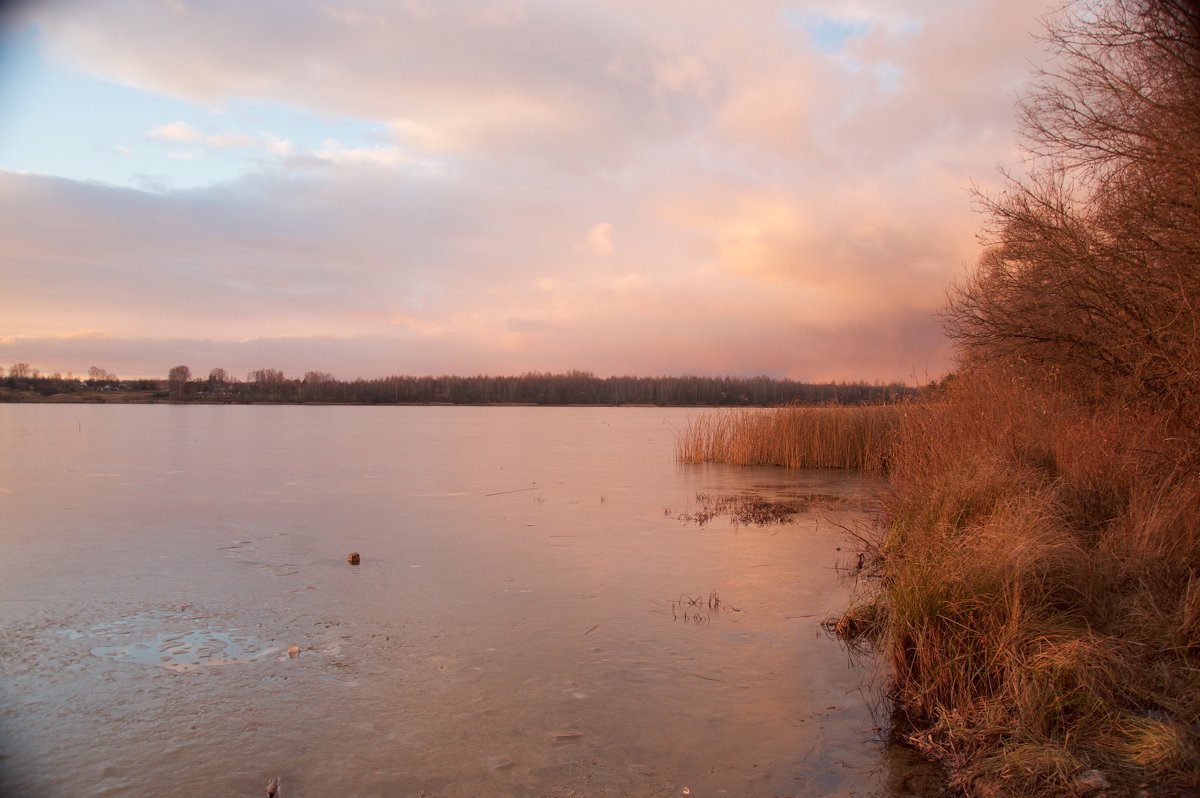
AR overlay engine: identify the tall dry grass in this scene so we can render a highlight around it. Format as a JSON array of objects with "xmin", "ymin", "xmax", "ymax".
[
  {"xmin": 867, "ymin": 366, "xmax": 1200, "ymax": 796},
  {"xmin": 675, "ymin": 404, "xmax": 900, "ymax": 472}
]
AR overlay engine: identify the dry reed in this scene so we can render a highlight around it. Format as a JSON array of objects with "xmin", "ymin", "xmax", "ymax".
[
  {"xmin": 675, "ymin": 404, "xmax": 901, "ymax": 472},
  {"xmin": 860, "ymin": 366, "xmax": 1200, "ymax": 796}
]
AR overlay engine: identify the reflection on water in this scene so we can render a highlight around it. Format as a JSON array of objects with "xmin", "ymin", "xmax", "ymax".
[{"xmin": 0, "ymin": 405, "xmax": 941, "ymax": 797}]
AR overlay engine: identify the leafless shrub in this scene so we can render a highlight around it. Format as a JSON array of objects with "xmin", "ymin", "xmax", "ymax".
[{"xmin": 948, "ymin": 0, "xmax": 1200, "ymax": 430}]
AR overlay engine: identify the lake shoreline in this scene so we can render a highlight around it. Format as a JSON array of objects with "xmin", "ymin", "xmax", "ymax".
[{"xmin": 1, "ymin": 388, "xmax": 712, "ymax": 407}]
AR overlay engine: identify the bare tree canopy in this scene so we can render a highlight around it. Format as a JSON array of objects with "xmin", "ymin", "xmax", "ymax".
[
  {"xmin": 247, "ymin": 368, "xmax": 286, "ymax": 385},
  {"xmin": 167, "ymin": 364, "xmax": 191, "ymax": 399},
  {"xmin": 87, "ymin": 366, "xmax": 116, "ymax": 382},
  {"xmin": 947, "ymin": 0, "xmax": 1200, "ymax": 421}
]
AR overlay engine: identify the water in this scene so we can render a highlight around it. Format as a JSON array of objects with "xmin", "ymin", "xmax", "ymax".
[{"xmin": 0, "ymin": 405, "xmax": 929, "ymax": 797}]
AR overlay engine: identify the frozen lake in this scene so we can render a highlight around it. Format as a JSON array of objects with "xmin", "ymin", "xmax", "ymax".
[{"xmin": 0, "ymin": 404, "xmax": 925, "ymax": 797}]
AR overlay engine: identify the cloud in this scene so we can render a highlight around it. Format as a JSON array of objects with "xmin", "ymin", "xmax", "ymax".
[
  {"xmin": 653, "ymin": 54, "xmax": 713, "ymax": 97},
  {"xmin": 16, "ymin": 0, "xmax": 1052, "ymax": 173},
  {"xmin": 205, "ymin": 132, "xmax": 257, "ymax": 149},
  {"xmin": 148, "ymin": 122, "xmax": 292, "ymax": 156},
  {"xmin": 312, "ymin": 139, "xmax": 405, "ymax": 167},
  {"xmin": 586, "ymin": 222, "xmax": 613, "ymax": 256},
  {"xmin": 467, "ymin": 0, "xmax": 527, "ymax": 29},
  {"xmin": 148, "ymin": 120, "xmax": 202, "ymax": 142},
  {"xmin": 0, "ymin": 166, "xmax": 956, "ymax": 381},
  {"xmin": 0, "ymin": 0, "xmax": 1062, "ymax": 381},
  {"xmin": 262, "ymin": 132, "xmax": 295, "ymax": 156}
]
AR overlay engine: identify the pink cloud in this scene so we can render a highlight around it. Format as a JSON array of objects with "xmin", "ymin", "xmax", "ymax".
[{"xmin": 1, "ymin": 0, "xmax": 1062, "ymax": 382}]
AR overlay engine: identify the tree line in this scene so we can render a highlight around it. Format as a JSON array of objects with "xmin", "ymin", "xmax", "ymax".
[
  {"xmin": 3, "ymin": 362, "xmax": 915, "ymax": 406},
  {"xmin": 1, "ymin": 362, "xmax": 159, "ymax": 397}
]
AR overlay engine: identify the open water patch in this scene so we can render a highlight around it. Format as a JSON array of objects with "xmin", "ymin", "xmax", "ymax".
[{"xmin": 61, "ymin": 609, "xmax": 279, "ymax": 672}]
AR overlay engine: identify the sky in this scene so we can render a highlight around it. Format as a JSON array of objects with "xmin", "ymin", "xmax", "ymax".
[{"xmin": 0, "ymin": 0, "xmax": 1055, "ymax": 382}]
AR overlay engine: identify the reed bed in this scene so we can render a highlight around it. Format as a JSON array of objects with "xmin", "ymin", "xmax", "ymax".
[
  {"xmin": 675, "ymin": 404, "xmax": 901, "ymax": 472},
  {"xmin": 861, "ymin": 367, "xmax": 1200, "ymax": 796}
]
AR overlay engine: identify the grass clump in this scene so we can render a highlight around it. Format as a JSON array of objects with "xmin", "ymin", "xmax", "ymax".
[
  {"xmin": 675, "ymin": 491, "xmax": 853, "ymax": 527},
  {"xmin": 675, "ymin": 404, "xmax": 900, "ymax": 472}
]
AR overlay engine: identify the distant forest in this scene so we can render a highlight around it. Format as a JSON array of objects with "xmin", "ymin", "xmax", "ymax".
[{"xmin": 1, "ymin": 363, "xmax": 915, "ymax": 406}]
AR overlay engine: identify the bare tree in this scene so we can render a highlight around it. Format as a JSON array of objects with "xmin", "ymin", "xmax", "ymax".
[
  {"xmin": 301, "ymin": 370, "xmax": 335, "ymax": 402},
  {"xmin": 947, "ymin": 0, "xmax": 1200, "ymax": 420},
  {"xmin": 10, "ymin": 363, "xmax": 31, "ymax": 380},
  {"xmin": 247, "ymin": 368, "xmax": 286, "ymax": 385},
  {"xmin": 168, "ymin": 365, "xmax": 191, "ymax": 399},
  {"xmin": 303, "ymin": 371, "xmax": 334, "ymax": 384}
]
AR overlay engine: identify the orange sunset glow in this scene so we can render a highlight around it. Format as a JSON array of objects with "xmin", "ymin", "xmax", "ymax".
[{"xmin": 0, "ymin": 0, "xmax": 1055, "ymax": 381}]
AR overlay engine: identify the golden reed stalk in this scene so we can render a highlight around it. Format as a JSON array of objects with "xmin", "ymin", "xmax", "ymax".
[{"xmin": 675, "ymin": 404, "xmax": 900, "ymax": 472}]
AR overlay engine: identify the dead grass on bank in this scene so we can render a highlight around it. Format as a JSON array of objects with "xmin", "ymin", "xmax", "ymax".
[
  {"xmin": 675, "ymin": 404, "xmax": 900, "ymax": 471},
  {"xmin": 862, "ymin": 367, "xmax": 1200, "ymax": 796}
]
